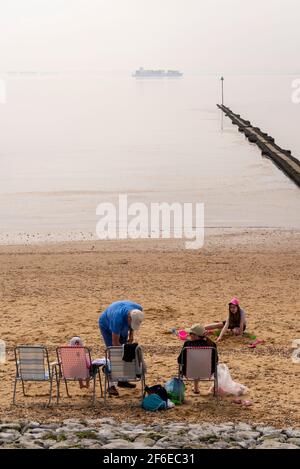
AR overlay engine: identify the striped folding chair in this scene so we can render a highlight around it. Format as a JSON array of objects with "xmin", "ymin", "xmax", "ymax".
[
  {"xmin": 13, "ymin": 345, "xmax": 53, "ymax": 406},
  {"xmin": 104, "ymin": 345, "xmax": 146, "ymax": 403},
  {"xmin": 178, "ymin": 346, "xmax": 218, "ymax": 402},
  {"xmin": 54, "ymin": 346, "xmax": 103, "ymax": 406}
]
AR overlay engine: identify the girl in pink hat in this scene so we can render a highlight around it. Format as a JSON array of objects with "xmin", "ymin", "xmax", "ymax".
[{"xmin": 204, "ymin": 297, "xmax": 247, "ymax": 342}]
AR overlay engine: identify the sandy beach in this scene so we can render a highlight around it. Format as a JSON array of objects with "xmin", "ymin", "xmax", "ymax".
[{"xmin": 0, "ymin": 228, "xmax": 299, "ymax": 428}]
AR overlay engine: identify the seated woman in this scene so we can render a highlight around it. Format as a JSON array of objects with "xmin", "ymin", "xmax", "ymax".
[
  {"xmin": 177, "ymin": 324, "xmax": 218, "ymax": 394},
  {"xmin": 205, "ymin": 297, "xmax": 247, "ymax": 342}
]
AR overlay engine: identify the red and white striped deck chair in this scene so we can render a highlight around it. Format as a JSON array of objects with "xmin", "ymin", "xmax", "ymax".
[
  {"xmin": 54, "ymin": 346, "xmax": 102, "ymax": 406},
  {"xmin": 178, "ymin": 346, "xmax": 218, "ymax": 401}
]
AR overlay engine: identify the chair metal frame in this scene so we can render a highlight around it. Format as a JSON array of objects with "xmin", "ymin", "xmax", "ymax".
[
  {"xmin": 13, "ymin": 345, "xmax": 54, "ymax": 406},
  {"xmin": 178, "ymin": 346, "xmax": 218, "ymax": 402},
  {"xmin": 104, "ymin": 345, "xmax": 146, "ymax": 403},
  {"xmin": 54, "ymin": 346, "xmax": 103, "ymax": 406}
]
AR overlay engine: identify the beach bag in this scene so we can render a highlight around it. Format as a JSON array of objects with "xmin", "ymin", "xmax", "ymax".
[
  {"xmin": 145, "ymin": 385, "xmax": 168, "ymax": 403},
  {"xmin": 165, "ymin": 378, "xmax": 185, "ymax": 405},
  {"xmin": 142, "ymin": 393, "xmax": 167, "ymax": 412},
  {"xmin": 213, "ymin": 363, "xmax": 248, "ymax": 396}
]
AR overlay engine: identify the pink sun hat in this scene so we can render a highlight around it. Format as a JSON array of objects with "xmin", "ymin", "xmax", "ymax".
[
  {"xmin": 178, "ymin": 330, "xmax": 188, "ymax": 341},
  {"xmin": 229, "ymin": 297, "xmax": 239, "ymax": 305}
]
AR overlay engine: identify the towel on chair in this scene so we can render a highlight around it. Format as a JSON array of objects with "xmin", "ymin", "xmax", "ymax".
[{"xmin": 122, "ymin": 343, "xmax": 138, "ymax": 362}]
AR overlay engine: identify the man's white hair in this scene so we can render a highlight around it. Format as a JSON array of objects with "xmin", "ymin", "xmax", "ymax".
[{"xmin": 130, "ymin": 309, "xmax": 144, "ymax": 330}]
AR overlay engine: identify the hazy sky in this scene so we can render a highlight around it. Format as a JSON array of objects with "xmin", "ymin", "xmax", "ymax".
[{"xmin": 1, "ymin": 0, "xmax": 299, "ymax": 73}]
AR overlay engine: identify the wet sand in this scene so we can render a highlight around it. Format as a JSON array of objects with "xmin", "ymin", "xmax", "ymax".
[{"xmin": 0, "ymin": 228, "xmax": 299, "ymax": 427}]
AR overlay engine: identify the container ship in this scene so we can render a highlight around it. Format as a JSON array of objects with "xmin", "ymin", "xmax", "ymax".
[{"xmin": 133, "ymin": 67, "xmax": 183, "ymax": 78}]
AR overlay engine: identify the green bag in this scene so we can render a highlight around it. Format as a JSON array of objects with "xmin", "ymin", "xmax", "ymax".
[{"xmin": 165, "ymin": 378, "xmax": 186, "ymax": 405}]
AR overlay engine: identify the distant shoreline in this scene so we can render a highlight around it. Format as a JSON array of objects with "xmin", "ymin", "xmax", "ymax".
[{"xmin": 0, "ymin": 227, "xmax": 299, "ymax": 249}]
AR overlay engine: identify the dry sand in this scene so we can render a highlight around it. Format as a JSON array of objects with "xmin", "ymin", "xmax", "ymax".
[{"xmin": 0, "ymin": 228, "xmax": 299, "ymax": 427}]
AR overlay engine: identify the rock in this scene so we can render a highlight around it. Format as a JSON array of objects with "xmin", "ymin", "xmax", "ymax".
[
  {"xmin": 218, "ymin": 434, "xmax": 233, "ymax": 443},
  {"xmin": 213, "ymin": 424, "xmax": 234, "ymax": 433},
  {"xmin": 63, "ymin": 419, "xmax": 84, "ymax": 426},
  {"xmin": 101, "ymin": 439, "xmax": 136, "ymax": 449},
  {"xmin": 79, "ymin": 439, "xmax": 104, "ymax": 448},
  {"xmin": 236, "ymin": 440, "xmax": 256, "ymax": 449},
  {"xmin": 231, "ymin": 431, "xmax": 260, "ymax": 441},
  {"xmin": 134, "ymin": 437, "xmax": 155, "ymax": 448},
  {"xmin": 39, "ymin": 423, "xmax": 59, "ymax": 430},
  {"xmin": 259, "ymin": 429, "xmax": 283, "ymax": 438},
  {"xmin": 96, "ymin": 418, "xmax": 116, "ymax": 425},
  {"xmin": 120, "ymin": 423, "xmax": 135, "ymax": 431},
  {"xmin": 133, "ymin": 438, "xmax": 155, "ymax": 448},
  {"xmin": 40, "ymin": 439, "xmax": 59, "ymax": 449},
  {"xmin": 235, "ymin": 423, "xmax": 253, "ymax": 432},
  {"xmin": 153, "ymin": 440, "xmax": 173, "ymax": 449},
  {"xmin": 75, "ymin": 430, "xmax": 107, "ymax": 444},
  {"xmin": 118, "ymin": 430, "xmax": 146, "ymax": 441},
  {"xmin": 0, "ymin": 431, "xmax": 20, "ymax": 443},
  {"xmin": 150, "ymin": 425, "xmax": 163, "ymax": 432},
  {"xmin": 27, "ymin": 427, "xmax": 52, "ymax": 435},
  {"xmin": 145, "ymin": 432, "xmax": 165, "ymax": 441},
  {"xmin": 97, "ymin": 429, "xmax": 120, "ymax": 440},
  {"xmin": 259, "ymin": 434, "xmax": 286, "ymax": 443},
  {"xmin": 0, "ymin": 423, "xmax": 21, "ymax": 431},
  {"xmin": 256, "ymin": 425, "xmax": 275, "ymax": 433},
  {"xmin": 287, "ymin": 438, "xmax": 300, "ymax": 447},
  {"xmin": 285, "ymin": 429, "xmax": 300, "ymax": 439},
  {"xmin": 18, "ymin": 437, "xmax": 44, "ymax": 449},
  {"xmin": 21, "ymin": 422, "xmax": 41, "ymax": 433},
  {"xmin": 210, "ymin": 441, "xmax": 230, "ymax": 449},
  {"xmin": 49, "ymin": 441, "xmax": 80, "ymax": 449},
  {"xmin": 27, "ymin": 421, "xmax": 40, "ymax": 428},
  {"xmin": 27, "ymin": 432, "xmax": 53, "ymax": 440},
  {"xmin": 187, "ymin": 431, "xmax": 201, "ymax": 441},
  {"xmin": 198, "ymin": 431, "xmax": 218, "ymax": 441},
  {"xmin": 56, "ymin": 424, "xmax": 87, "ymax": 434},
  {"xmin": 256, "ymin": 440, "xmax": 299, "ymax": 449}
]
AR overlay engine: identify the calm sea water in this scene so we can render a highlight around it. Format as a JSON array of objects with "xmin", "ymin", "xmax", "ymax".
[{"xmin": 0, "ymin": 72, "xmax": 299, "ymax": 243}]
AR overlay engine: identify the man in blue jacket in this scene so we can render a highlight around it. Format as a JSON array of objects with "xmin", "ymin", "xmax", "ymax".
[{"xmin": 99, "ymin": 300, "xmax": 144, "ymax": 396}]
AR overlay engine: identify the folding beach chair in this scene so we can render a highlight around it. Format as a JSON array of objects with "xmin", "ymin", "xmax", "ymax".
[
  {"xmin": 54, "ymin": 346, "xmax": 103, "ymax": 406},
  {"xmin": 13, "ymin": 345, "xmax": 53, "ymax": 406},
  {"xmin": 104, "ymin": 345, "xmax": 146, "ymax": 403},
  {"xmin": 178, "ymin": 346, "xmax": 218, "ymax": 402}
]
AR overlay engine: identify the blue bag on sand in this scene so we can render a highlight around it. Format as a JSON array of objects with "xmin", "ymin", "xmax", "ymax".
[
  {"xmin": 142, "ymin": 393, "xmax": 167, "ymax": 412},
  {"xmin": 165, "ymin": 378, "xmax": 185, "ymax": 405}
]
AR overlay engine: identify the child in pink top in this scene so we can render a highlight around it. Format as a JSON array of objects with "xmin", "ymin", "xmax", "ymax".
[{"xmin": 69, "ymin": 336, "xmax": 91, "ymax": 389}]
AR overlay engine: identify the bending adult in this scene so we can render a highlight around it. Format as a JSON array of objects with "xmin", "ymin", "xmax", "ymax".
[{"xmin": 98, "ymin": 300, "xmax": 144, "ymax": 396}]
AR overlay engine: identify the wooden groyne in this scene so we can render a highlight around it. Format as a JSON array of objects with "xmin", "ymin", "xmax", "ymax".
[{"xmin": 217, "ymin": 104, "xmax": 300, "ymax": 188}]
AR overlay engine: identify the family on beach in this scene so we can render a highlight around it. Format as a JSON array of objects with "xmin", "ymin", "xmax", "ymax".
[
  {"xmin": 12, "ymin": 297, "xmax": 253, "ymax": 407},
  {"xmin": 95, "ymin": 298, "xmax": 247, "ymax": 397}
]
